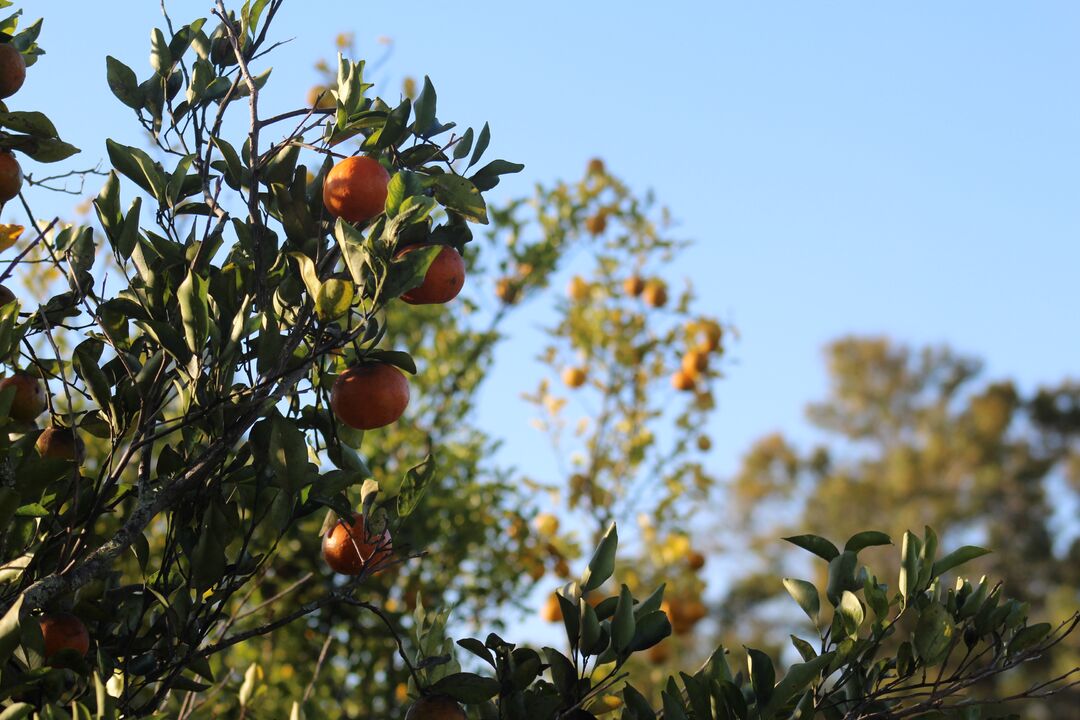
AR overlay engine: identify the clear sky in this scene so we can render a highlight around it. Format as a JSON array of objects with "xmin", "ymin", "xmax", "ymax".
[{"xmin": 14, "ymin": 1, "xmax": 1080, "ymax": 624}]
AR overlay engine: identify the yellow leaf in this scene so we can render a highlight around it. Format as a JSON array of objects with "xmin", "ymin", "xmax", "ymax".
[{"xmin": 0, "ymin": 224, "xmax": 24, "ymax": 252}]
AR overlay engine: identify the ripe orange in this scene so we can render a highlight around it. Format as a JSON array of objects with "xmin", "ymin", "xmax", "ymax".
[
  {"xmin": 647, "ymin": 641, "xmax": 670, "ymax": 664},
  {"xmin": 494, "ymin": 277, "xmax": 520, "ymax": 305},
  {"xmin": 0, "ymin": 44, "xmax": 26, "ymax": 99},
  {"xmin": 307, "ymin": 85, "xmax": 336, "ymax": 110},
  {"xmin": 0, "ymin": 152, "xmax": 22, "ymax": 204},
  {"xmin": 587, "ymin": 157, "xmax": 606, "ymax": 175},
  {"xmin": 405, "ymin": 695, "xmax": 466, "ymax": 720},
  {"xmin": 0, "ymin": 284, "xmax": 14, "ymax": 306},
  {"xmin": 623, "ymin": 275, "xmax": 645, "ymax": 297},
  {"xmin": 554, "ymin": 558, "xmax": 571, "ymax": 578},
  {"xmin": 670, "ymin": 370, "xmax": 695, "ymax": 392},
  {"xmin": 698, "ymin": 321, "xmax": 723, "ymax": 352},
  {"xmin": 562, "ymin": 367, "xmax": 587, "ymax": 389},
  {"xmin": 36, "ymin": 427, "xmax": 84, "ymax": 463},
  {"xmin": 687, "ymin": 549, "xmax": 706, "ymax": 571},
  {"xmin": 0, "ymin": 371, "xmax": 46, "ymax": 422},
  {"xmin": 39, "ymin": 613, "xmax": 90, "ymax": 660},
  {"xmin": 399, "ymin": 244, "xmax": 466, "ymax": 305},
  {"xmin": 322, "ymin": 156, "xmax": 390, "ymax": 224},
  {"xmin": 642, "ymin": 280, "xmax": 667, "ymax": 308},
  {"xmin": 696, "ymin": 435, "xmax": 712, "ymax": 452},
  {"xmin": 322, "ymin": 513, "xmax": 393, "ymax": 575},
  {"xmin": 681, "ymin": 350, "xmax": 709, "ymax": 377},
  {"xmin": 567, "ymin": 275, "xmax": 590, "ymax": 302},
  {"xmin": 541, "ymin": 592, "xmax": 563, "ymax": 623},
  {"xmin": 584, "ymin": 213, "xmax": 607, "ymax": 236},
  {"xmin": 330, "ymin": 363, "xmax": 409, "ymax": 430}
]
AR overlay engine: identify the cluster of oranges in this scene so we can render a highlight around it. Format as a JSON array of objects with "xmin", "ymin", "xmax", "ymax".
[
  {"xmin": 318, "ymin": 154, "xmax": 467, "ymax": 580},
  {"xmin": 671, "ymin": 319, "xmax": 722, "ymax": 393},
  {"xmin": 0, "ymin": 44, "xmax": 93, "ymax": 663},
  {"xmin": 0, "ymin": 42, "xmax": 25, "ymax": 204}
]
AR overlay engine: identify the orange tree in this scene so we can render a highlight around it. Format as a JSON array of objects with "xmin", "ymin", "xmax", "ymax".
[{"xmin": 0, "ymin": 3, "xmax": 1075, "ymax": 719}]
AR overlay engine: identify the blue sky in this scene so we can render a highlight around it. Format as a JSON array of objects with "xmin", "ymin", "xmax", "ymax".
[{"xmin": 14, "ymin": 1, "xmax": 1080, "ymax": 626}]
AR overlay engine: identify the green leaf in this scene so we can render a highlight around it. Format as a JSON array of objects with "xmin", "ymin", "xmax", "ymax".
[
  {"xmin": 469, "ymin": 122, "xmax": 490, "ymax": 168},
  {"xmin": 191, "ymin": 505, "xmax": 227, "ymax": 593},
  {"xmin": 18, "ymin": 137, "xmax": 79, "ymax": 163},
  {"xmin": 542, "ymin": 648, "xmax": 576, "ymax": 699},
  {"xmin": 825, "ymin": 550, "xmax": 858, "ymax": 606},
  {"xmin": 790, "ymin": 635, "xmax": 817, "ymax": 662},
  {"xmin": 899, "ymin": 531, "xmax": 922, "ymax": 607},
  {"xmin": 931, "ymin": 546, "xmax": 990, "ymax": 579},
  {"xmin": 844, "ymin": 531, "xmax": 892, "ymax": 553},
  {"xmin": 106, "ymin": 56, "xmax": 142, "ymax": 109},
  {"xmin": 611, "ymin": 584, "xmax": 636, "ymax": 653},
  {"xmin": 316, "ymin": 279, "xmax": 353, "ymax": 322},
  {"xmin": 622, "ymin": 685, "xmax": 656, "ymax": 720},
  {"xmin": 746, "ymin": 647, "xmax": 775, "ymax": 709},
  {"xmin": 1008, "ymin": 622, "xmax": 1051, "ymax": 656},
  {"xmin": 150, "ymin": 28, "xmax": 173, "ymax": 73},
  {"xmin": 432, "ymin": 175, "xmax": 487, "ymax": 224},
  {"xmin": 178, "ymin": 270, "xmax": 210, "ymax": 355},
  {"xmin": 863, "ymin": 575, "xmax": 890, "ymax": 620},
  {"xmin": 412, "ymin": 76, "xmax": 437, "ymax": 136},
  {"xmin": 763, "ymin": 652, "xmax": 834, "ymax": 717},
  {"xmin": 73, "ymin": 339, "xmax": 114, "ymax": 419},
  {"xmin": 333, "ymin": 219, "xmax": 370, "ymax": 287},
  {"xmin": 579, "ymin": 600, "xmax": 605, "ymax": 656},
  {"xmin": 396, "ymin": 455, "xmax": 434, "ymax": 518},
  {"xmin": 0, "ymin": 593, "xmax": 23, "ymax": 665},
  {"xmin": 469, "ymin": 159, "xmax": 525, "ymax": 192},
  {"xmin": 627, "ymin": 610, "xmax": 671, "ymax": 652},
  {"xmin": 661, "ymin": 690, "xmax": 689, "ymax": 720},
  {"xmin": 456, "ymin": 638, "xmax": 495, "ymax": 668},
  {"xmin": 581, "ymin": 521, "xmax": 617, "ymax": 592},
  {"xmin": 783, "ymin": 534, "xmax": 840, "ymax": 561},
  {"xmin": 0, "ymin": 111, "xmax": 57, "ymax": 138},
  {"xmin": 452, "ymin": 127, "xmax": 474, "ymax": 161},
  {"xmin": 913, "ymin": 603, "xmax": 954, "ymax": 666},
  {"xmin": 0, "ymin": 704, "xmax": 33, "ymax": 720},
  {"xmin": 838, "ymin": 591, "xmax": 864, "ymax": 637},
  {"xmin": 782, "ymin": 578, "xmax": 820, "ymax": 625}
]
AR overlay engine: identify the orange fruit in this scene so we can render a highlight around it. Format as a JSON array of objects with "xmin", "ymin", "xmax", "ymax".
[
  {"xmin": 36, "ymin": 426, "xmax": 84, "ymax": 463},
  {"xmin": 647, "ymin": 641, "xmax": 670, "ymax": 664},
  {"xmin": 696, "ymin": 435, "xmax": 712, "ymax": 452},
  {"xmin": 307, "ymin": 85, "xmax": 336, "ymax": 110},
  {"xmin": 405, "ymin": 694, "xmax": 466, "ymax": 720},
  {"xmin": 39, "ymin": 613, "xmax": 89, "ymax": 660},
  {"xmin": 670, "ymin": 370, "xmax": 695, "ymax": 392},
  {"xmin": 562, "ymin": 367, "xmax": 587, "ymax": 389},
  {"xmin": 684, "ymin": 599, "xmax": 708, "ymax": 623},
  {"xmin": 687, "ymin": 550, "xmax": 706, "ymax": 571},
  {"xmin": 330, "ymin": 363, "xmax": 409, "ymax": 430},
  {"xmin": 642, "ymin": 280, "xmax": 667, "ymax": 308},
  {"xmin": 0, "ymin": 152, "xmax": 22, "ymax": 204},
  {"xmin": 399, "ymin": 244, "xmax": 466, "ymax": 305},
  {"xmin": 554, "ymin": 558, "xmax": 571, "ymax": 578},
  {"xmin": 567, "ymin": 275, "xmax": 590, "ymax": 301},
  {"xmin": 541, "ymin": 593, "xmax": 563, "ymax": 623},
  {"xmin": 623, "ymin": 275, "xmax": 645, "ymax": 297},
  {"xmin": 0, "ymin": 44, "xmax": 26, "ymax": 99},
  {"xmin": 0, "ymin": 284, "xmax": 14, "ymax": 306},
  {"xmin": 698, "ymin": 321, "xmax": 723, "ymax": 353},
  {"xmin": 494, "ymin": 277, "xmax": 519, "ymax": 305},
  {"xmin": 587, "ymin": 157, "xmax": 606, "ymax": 175},
  {"xmin": 0, "ymin": 371, "xmax": 46, "ymax": 422},
  {"xmin": 322, "ymin": 513, "xmax": 393, "ymax": 575},
  {"xmin": 681, "ymin": 350, "xmax": 709, "ymax": 377},
  {"xmin": 584, "ymin": 213, "xmax": 607, "ymax": 236},
  {"xmin": 322, "ymin": 156, "xmax": 390, "ymax": 224}
]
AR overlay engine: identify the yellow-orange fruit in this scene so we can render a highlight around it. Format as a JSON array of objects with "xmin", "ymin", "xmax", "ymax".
[
  {"xmin": 696, "ymin": 435, "xmax": 712, "ymax": 452},
  {"xmin": 567, "ymin": 275, "xmax": 590, "ymax": 301},
  {"xmin": 0, "ymin": 152, "xmax": 22, "ymax": 204},
  {"xmin": 0, "ymin": 371, "xmax": 46, "ymax": 422},
  {"xmin": 36, "ymin": 427, "xmax": 84, "ymax": 463},
  {"xmin": 587, "ymin": 158, "xmax": 605, "ymax": 175},
  {"xmin": 584, "ymin": 213, "xmax": 607, "ymax": 236},
  {"xmin": 330, "ymin": 364, "xmax": 409, "ymax": 430},
  {"xmin": 682, "ymin": 350, "xmax": 709, "ymax": 377},
  {"xmin": 541, "ymin": 593, "xmax": 563, "ymax": 623},
  {"xmin": 623, "ymin": 275, "xmax": 645, "ymax": 297},
  {"xmin": 647, "ymin": 641, "xmax": 670, "ymax": 664},
  {"xmin": 39, "ymin": 613, "xmax": 89, "ymax": 660},
  {"xmin": 307, "ymin": 85, "xmax": 336, "ymax": 109},
  {"xmin": 698, "ymin": 321, "xmax": 723, "ymax": 352},
  {"xmin": 322, "ymin": 513, "xmax": 393, "ymax": 575},
  {"xmin": 562, "ymin": 367, "xmax": 587, "ymax": 389},
  {"xmin": 405, "ymin": 694, "xmax": 467, "ymax": 720},
  {"xmin": 322, "ymin": 156, "xmax": 390, "ymax": 224},
  {"xmin": 495, "ymin": 277, "xmax": 519, "ymax": 305},
  {"xmin": 687, "ymin": 549, "xmax": 706, "ymax": 571},
  {"xmin": 670, "ymin": 370, "xmax": 695, "ymax": 392},
  {"xmin": 0, "ymin": 44, "xmax": 26, "ymax": 99},
  {"xmin": 642, "ymin": 280, "xmax": 667, "ymax": 308},
  {"xmin": 399, "ymin": 244, "xmax": 466, "ymax": 305}
]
